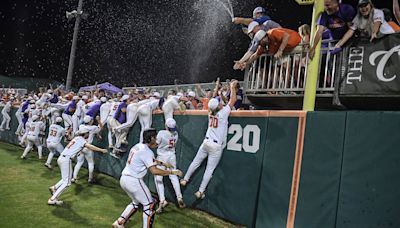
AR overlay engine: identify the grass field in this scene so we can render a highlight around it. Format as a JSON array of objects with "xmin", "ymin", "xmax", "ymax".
[{"xmin": 0, "ymin": 142, "xmax": 239, "ymax": 228}]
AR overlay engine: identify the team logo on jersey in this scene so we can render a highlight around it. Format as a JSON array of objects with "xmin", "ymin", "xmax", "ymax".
[{"xmin": 369, "ymin": 45, "xmax": 400, "ymax": 82}]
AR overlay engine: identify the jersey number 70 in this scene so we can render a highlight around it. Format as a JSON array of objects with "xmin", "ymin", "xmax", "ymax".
[{"xmin": 209, "ymin": 116, "xmax": 218, "ymax": 128}]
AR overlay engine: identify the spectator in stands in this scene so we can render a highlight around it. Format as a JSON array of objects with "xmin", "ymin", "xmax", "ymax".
[
  {"xmin": 195, "ymin": 85, "xmax": 213, "ymax": 110},
  {"xmin": 309, "ymin": 0, "xmax": 356, "ymax": 59},
  {"xmin": 232, "ymin": 7, "xmax": 271, "ymax": 27},
  {"xmin": 333, "ymin": 0, "xmax": 395, "ymax": 52},
  {"xmin": 239, "ymin": 27, "xmax": 302, "ymax": 69},
  {"xmin": 382, "ymin": 8, "xmax": 400, "ymax": 32},
  {"xmin": 233, "ymin": 20, "xmax": 281, "ymax": 70},
  {"xmin": 394, "ymin": 0, "xmax": 400, "ymax": 24}
]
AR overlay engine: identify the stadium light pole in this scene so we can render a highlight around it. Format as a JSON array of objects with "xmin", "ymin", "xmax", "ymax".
[{"xmin": 65, "ymin": 0, "xmax": 84, "ymax": 91}]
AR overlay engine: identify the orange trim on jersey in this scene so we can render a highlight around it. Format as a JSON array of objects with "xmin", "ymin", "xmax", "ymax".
[{"xmin": 286, "ymin": 114, "xmax": 307, "ymax": 228}]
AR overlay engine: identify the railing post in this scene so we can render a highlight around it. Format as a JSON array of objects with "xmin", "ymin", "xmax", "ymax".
[{"xmin": 302, "ymin": 0, "xmax": 324, "ymax": 111}]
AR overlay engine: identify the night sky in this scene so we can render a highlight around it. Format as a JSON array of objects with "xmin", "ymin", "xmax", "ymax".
[{"xmin": 0, "ymin": 0, "xmax": 394, "ymax": 88}]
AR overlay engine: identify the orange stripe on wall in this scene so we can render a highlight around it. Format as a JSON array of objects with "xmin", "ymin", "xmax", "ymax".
[
  {"xmin": 286, "ymin": 114, "xmax": 307, "ymax": 228},
  {"xmin": 153, "ymin": 109, "xmax": 306, "ymax": 118}
]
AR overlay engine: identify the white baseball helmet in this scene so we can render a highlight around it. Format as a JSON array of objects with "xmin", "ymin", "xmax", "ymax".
[
  {"xmin": 188, "ymin": 91, "xmax": 196, "ymax": 97},
  {"xmin": 100, "ymin": 96, "xmax": 107, "ymax": 102},
  {"xmin": 208, "ymin": 98, "xmax": 220, "ymax": 111},
  {"xmin": 77, "ymin": 125, "xmax": 90, "ymax": 134},
  {"xmin": 121, "ymin": 95, "xmax": 130, "ymax": 101},
  {"xmin": 153, "ymin": 92, "xmax": 161, "ymax": 98},
  {"xmin": 247, "ymin": 21, "xmax": 259, "ymax": 34},
  {"xmin": 165, "ymin": 118, "xmax": 177, "ymax": 131},
  {"xmin": 72, "ymin": 96, "xmax": 80, "ymax": 100},
  {"xmin": 83, "ymin": 115, "xmax": 93, "ymax": 123},
  {"xmin": 32, "ymin": 115, "xmax": 39, "ymax": 121},
  {"xmin": 55, "ymin": 117, "xmax": 63, "ymax": 123}
]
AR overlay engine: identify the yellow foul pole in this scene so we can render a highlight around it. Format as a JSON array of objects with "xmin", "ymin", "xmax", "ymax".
[{"xmin": 302, "ymin": 0, "xmax": 324, "ymax": 111}]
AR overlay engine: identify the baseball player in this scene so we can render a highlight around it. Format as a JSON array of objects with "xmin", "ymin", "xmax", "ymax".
[
  {"xmin": 112, "ymin": 128, "xmax": 182, "ymax": 228},
  {"xmin": 136, "ymin": 93, "xmax": 161, "ymax": 143},
  {"xmin": 114, "ymin": 100, "xmax": 139, "ymax": 149},
  {"xmin": 107, "ymin": 95, "xmax": 122, "ymax": 148},
  {"xmin": 71, "ymin": 115, "xmax": 101, "ymax": 183},
  {"xmin": 0, "ymin": 97, "xmax": 13, "ymax": 131},
  {"xmin": 99, "ymin": 97, "xmax": 110, "ymax": 128},
  {"xmin": 180, "ymin": 80, "xmax": 238, "ymax": 199},
  {"xmin": 20, "ymin": 115, "xmax": 46, "ymax": 159},
  {"xmin": 16, "ymin": 97, "xmax": 30, "ymax": 135},
  {"xmin": 162, "ymin": 90, "xmax": 187, "ymax": 121},
  {"xmin": 109, "ymin": 95, "xmax": 129, "ymax": 153},
  {"xmin": 48, "ymin": 125, "xmax": 108, "ymax": 205},
  {"xmin": 154, "ymin": 118, "xmax": 185, "ymax": 213},
  {"xmin": 62, "ymin": 96, "xmax": 79, "ymax": 139},
  {"xmin": 44, "ymin": 117, "xmax": 66, "ymax": 169}
]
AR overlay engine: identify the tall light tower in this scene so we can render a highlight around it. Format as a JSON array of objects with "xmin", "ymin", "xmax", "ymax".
[{"xmin": 65, "ymin": 0, "xmax": 85, "ymax": 91}]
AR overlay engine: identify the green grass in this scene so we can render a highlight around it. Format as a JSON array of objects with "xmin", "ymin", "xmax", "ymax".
[{"xmin": 0, "ymin": 142, "xmax": 239, "ymax": 228}]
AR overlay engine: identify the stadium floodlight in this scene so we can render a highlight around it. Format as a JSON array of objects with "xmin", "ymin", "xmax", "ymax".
[{"xmin": 65, "ymin": 0, "xmax": 86, "ymax": 91}]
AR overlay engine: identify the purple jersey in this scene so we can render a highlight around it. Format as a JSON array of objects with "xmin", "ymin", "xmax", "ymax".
[
  {"xmin": 49, "ymin": 94, "xmax": 58, "ymax": 103},
  {"xmin": 64, "ymin": 100, "xmax": 76, "ymax": 115},
  {"xmin": 86, "ymin": 101, "xmax": 102, "ymax": 118},
  {"xmin": 317, "ymin": 4, "xmax": 356, "ymax": 40},
  {"xmin": 114, "ymin": 101, "xmax": 127, "ymax": 124}
]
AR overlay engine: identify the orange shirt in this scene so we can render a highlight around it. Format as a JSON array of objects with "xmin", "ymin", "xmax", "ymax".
[
  {"xmin": 256, "ymin": 28, "xmax": 302, "ymax": 55},
  {"xmin": 201, "ymin": 98, "xmax": 209, "ymax": 110},
  {"xmin": 388, "ymin": 21, "xmax": 400, "ymax": 32}
]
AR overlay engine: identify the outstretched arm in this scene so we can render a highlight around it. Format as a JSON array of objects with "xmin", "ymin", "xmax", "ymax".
[
  {"xmin": 85, "ymin": 143, "xmax": 107, "ymax": 153},
  {"xmin": 394, "ymin": 0, "xmax": 400, "ymax": 24}
]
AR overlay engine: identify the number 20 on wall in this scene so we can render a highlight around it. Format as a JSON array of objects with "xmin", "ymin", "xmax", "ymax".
[{"xmin": 227, "ymin": 124, "xmax": 260, "ymax": 153}]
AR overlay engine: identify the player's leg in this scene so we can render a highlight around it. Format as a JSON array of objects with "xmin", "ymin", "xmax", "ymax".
[
  {"xmin": 72, "ymin": 152, "xmax": 85, "ymax": 181},
  {"xmin": 182, "ymin": 143, "xmax": 208, "ymax": 183},
  {"xmin": 49, "ymin": 156, "xmax": 72, "ymax": 204},
  {"xmin": 114, "ymin": 176, "xmax": 141, "ymax": 226},
  {"xmin": 72, "ymin": 114, "xmax": 80, "ymax": 134},
  {"xmin": 198, "ymin": 144, "xmax": 223, "ymax": 196},
  {"xmin": 136, "ymin": 178, "xmax": 156, "ymax": 228},
  {"xmin": 154, "ymin": 159, "xmax": 167, "ymax": 212},
  {"xmin": 168, "ymin": 155, "xmax": 184, "ymax": 206},
  {"xmin": 4, "ymin": 112, "xmax": 11, "ymax": 129},
  {"xmin": 35, "ymin": 139, "xmax": 43, "ymax": 159},
  {"xmin": 85, "ymin": 150, "xmax": 95, "ymax": 182},
  {"xmin": 107, "ymin": 120, "xmax": 114, "ymax": 148},
  {"xmin": 0, "ymin": 113, "xmax": 5, "ymax": 129},
  {"xmin": 45, "ymin": 145, "xmax": 56, "ymax": 168},
  {"xmin": 21, "ymin": 140, "xmax": 33, "ymax": 159}
]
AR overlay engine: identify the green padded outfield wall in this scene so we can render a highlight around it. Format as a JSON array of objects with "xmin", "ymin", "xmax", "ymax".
[{"xmin": 2, "ymin": 108, "xmax": 400, "ymax": 227}]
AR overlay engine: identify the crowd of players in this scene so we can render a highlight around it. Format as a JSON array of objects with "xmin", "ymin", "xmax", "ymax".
[{"xmin": 0, "ymin": 78, "xmax": 240, "ymax": 228}]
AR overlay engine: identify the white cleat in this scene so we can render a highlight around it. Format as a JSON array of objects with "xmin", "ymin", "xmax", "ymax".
[
  {"xmin": 194, "ymin": 191, "xmax": 206, "ymax": 200},
  {"xmin": 112, "ymin": 220, "xmax": 124, "ymax": 228},
  {"xmin": 48, "ymin": 186, "xmax": 56, "ymax": 195},
  {"xmin": 47, "ymin": 198, "xmax": 63, "ymax": 206},
  {"xmin": 71, "ymin": 178, "xmax": 77, "ymax": 183},
  {"xmin": 180, "ymin": 179, "xmax": 188, "ymax": 187},
  {"xmin": 44, "ymin": 163, "xmax": 52, "ymax": 169},
  {"xmin": 156, "ymin": 200, "xmax": 169, "ymax": 213},
  {"xmin": 178, "ymin": 198, "xmax": 186, "ymax": 208}
]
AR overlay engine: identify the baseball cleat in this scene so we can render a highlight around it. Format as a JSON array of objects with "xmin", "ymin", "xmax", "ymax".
[
  {"xmin": 49, "ymin": 186, "xmax": 56, "ymax": 195},
  {"xmin": 180, "ymin": 179, "xmax": 188, "ymax": 187},
  {"xmin": 156, "ymin": 200, "xmax": 169, "ymax": 213},
  {"xmin": 47, "ymin": 198, "xmax": 63, "ymax": 206},
  {"xmin": 177, "ymin": 198, "xmax": 186, "ymax": 208},
  {"xmin": 44, "ymin": 163, "xmax": 52, "ymax": 169},
  {"xmin": 112, "ymin": 220, "xmax": 125, "ymax": 228},
  {"xmin": 194, "ymin": 191, "xmax": 206, "ymax": 200},
  {"xmin": 88, "ymin": 179, "xmax": 96, "ymax": 184},
  {"xmin": 71, "ymin": 178, "xmax": 77, "ymax": 183},
  {"xmin": 20, "ymin": 155, "xmax": 26, "ymax": 160}
]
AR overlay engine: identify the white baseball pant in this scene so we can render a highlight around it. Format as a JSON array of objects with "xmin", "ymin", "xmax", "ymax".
[
  {"xmin": 46, "ymin": 142, "xmax": 64, "ymax": 166},
  {"xmin": 162, "ymin": 99, "xmax": 179, "ymax": 121},
  {"xmin": 73, "ymin": 148, "xmax": 94, "ymax": 181},
  {"xmin": 0, "ymin": 111, "xmax": 11, "ymax": 129},
  {"xmin": 21, "ymin": 136, "xmax": 43, "ymax": 159},
  {"xmin": 15, "ymin": 112, "xmax": 23, "ymax": 135},
  {"xmin": 154, "ymin": 153, "xmax": 182, "ymax": 202},
  {"xmin": 138, "ymin": 105, "xmax": 152, "ymax": 143},
  {"xmin": 119, "ymin": 175, "xmax": 155, "ymax": 228},
  {"xmin": 50, "ymin": 155, "xmax": 72, "ymax": 201},
  {"xmin": 183, "ymin": 140, "xmax": 223, "ymax": 193}
]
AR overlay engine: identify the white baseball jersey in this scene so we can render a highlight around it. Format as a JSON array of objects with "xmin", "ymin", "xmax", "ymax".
[
  {"xmin": 121, "ymin": 143, "xmax": 156, "ymax": 179},
  {"xmin": 27, "ymin": 121, "xmax": 45, "ymax": 139},
  {"xmin": 74, "ymin": 99, "xmax": 86, "ymax": 117},
  {"xmin": 156, "ymin": 130, "xmax": 178, "ymax": 156},
  {"xmin": 108, "ymin": 101, "xmax": 120, "ymax": 117},
  {"xmin": 205, "ymin": 105, "xmax": 231, "ymax": 145},
  {"xmin": 46, "ymin": 124, "xmax": 66, "ymax": 144},
  {"xmin": 147, "ymin": 98, "xmax": 160, "ymax": 111},
  {"xmin": 61, "ymin": 136, "xmax": 87, "ymax": 157}
]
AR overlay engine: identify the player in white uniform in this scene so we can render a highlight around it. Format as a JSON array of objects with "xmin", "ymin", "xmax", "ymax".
[
  {"xmin": 99, "ymin": 96, "xmax": 110, "ymax": 128},
  {"xmin": 111, "ymin": 128, "xmax": 183, "ymax": 228},
  {"xmin": 72, "ymin": 116, "xmax": 101, "ymax": 183},
  {"xmin": 44, "ymin": 117, "xmax": 66, "ymax": 169},
  {"xmin": 154, "ymin": 118, "xmax": 185, "ymax": 213},
  {"xmin": 107, "ymin": 97, "xmax": 121, "ymax": 148},
  {"xmin": 0, "ymin": 97, "xmax": 13, "ymax": 131},
  {"xmin": 162, "ymin": 91, "xmax": 187, "ymax": 121},
  {"xmin": 180, "ymin": 80, "xmax": 238, "ymax": 199},
  {"xmin": 48, "ymin": 125, "xmax": 107, "ymax": 205},
  {"xmin": 20, "ymin": 115, "xmax": 46, "ymax": 159},
  {"xmin": 137, "ymin": 93, "xmax": 160, "ymax": 143}
]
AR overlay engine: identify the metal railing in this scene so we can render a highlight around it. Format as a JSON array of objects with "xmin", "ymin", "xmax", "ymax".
[{"xmin": 245, "ymin": 40, "xmax": 340, "ymax": 95}]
